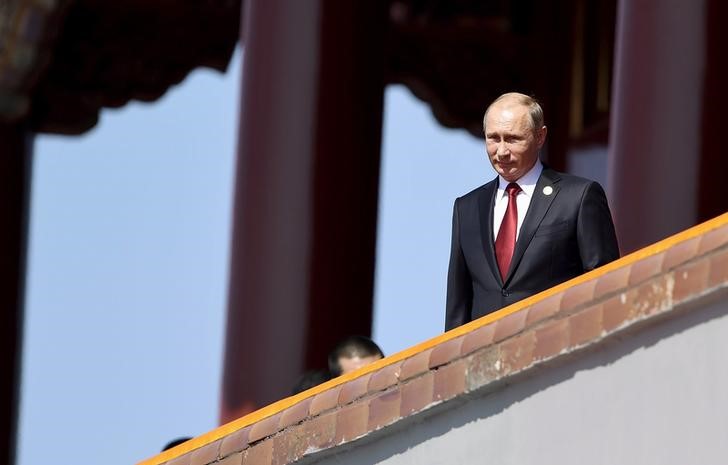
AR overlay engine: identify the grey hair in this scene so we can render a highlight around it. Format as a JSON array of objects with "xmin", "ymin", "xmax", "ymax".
[{"xmin": 483, "ymin": 92, "xmax": 545, "ymax": 132}]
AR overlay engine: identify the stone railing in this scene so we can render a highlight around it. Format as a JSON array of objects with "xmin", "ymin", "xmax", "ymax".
[{"xmin": 138, "ymin": 212, "xmax": 728, "ymax": 465}]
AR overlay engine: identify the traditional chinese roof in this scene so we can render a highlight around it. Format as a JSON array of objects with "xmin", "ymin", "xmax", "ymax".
[
  {"xmin": 2, "ymin": 0, "xmax": 614, "ymax": 154},
  {"xmin": 0, "ymin": 0, "xmax": 240, "ymax": 134}
]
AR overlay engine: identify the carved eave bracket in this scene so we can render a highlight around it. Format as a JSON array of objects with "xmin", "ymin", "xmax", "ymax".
[
  {"xmin": 384, "ymin": 0, "xmax": 552, "ymax": 138},
  {"xmin": 384, "ymin": 0, "xmax": 616, "ymax": 160},
  {"xmin": 1, "ymin": 0, "xmax": 241, "ymax": 135},
  {"xmin": 386, "ymin": 18, "xmax": 532, "ymax": 138}
]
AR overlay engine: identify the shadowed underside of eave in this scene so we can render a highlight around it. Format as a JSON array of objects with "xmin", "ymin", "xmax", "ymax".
[{"xmin": 1, "ymin": 0, "xmax": 614, "ymax": 147}]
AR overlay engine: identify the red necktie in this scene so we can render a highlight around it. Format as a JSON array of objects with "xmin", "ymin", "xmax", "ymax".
[{"xmin": 495, "ymin": 182, "xmax": 521, "ymax": 281}]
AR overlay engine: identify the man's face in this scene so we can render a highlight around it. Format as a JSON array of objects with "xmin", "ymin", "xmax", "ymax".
[
  {"xmin": 338, "ymin": 354, "xmax": 382, "ymax": 375},
  {"xmin": 484, "ymin": 102, "xmax": 546, "ymax": 182}
]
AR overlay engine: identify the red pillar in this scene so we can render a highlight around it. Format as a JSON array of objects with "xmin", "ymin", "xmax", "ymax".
[
  {"xmin": 221, "ymin": 0, "xmax": 387, "ymax": 422},
  {"xmin": 0, "ymin": 122, "xmax": 33, "ymax": 465},
  {"xmin": 698, "ymin": 0, "xmax": 728, "ymax": 222},
  {"xmin": 608, "ymin": 0, "xmax": 728, "ymax": 252}
]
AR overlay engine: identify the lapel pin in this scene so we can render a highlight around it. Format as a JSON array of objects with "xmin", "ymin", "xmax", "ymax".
[{"xmin": 542, "ymin": 185, "xmax": 553, "ymax": 196}]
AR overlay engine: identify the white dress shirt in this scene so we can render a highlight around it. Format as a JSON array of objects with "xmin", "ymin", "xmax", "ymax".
[{"xmin": 493, "ymin": 161, "xmax": 543, "ymax": 241}]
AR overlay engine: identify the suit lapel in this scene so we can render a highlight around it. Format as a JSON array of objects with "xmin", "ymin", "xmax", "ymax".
[
  {"xmin": 504, "ymin": 168, "xmax": 562, "ymax": 283},
  {"xmin": 478, "ymin": 178, "xmax": 502, "ymax": 285}
]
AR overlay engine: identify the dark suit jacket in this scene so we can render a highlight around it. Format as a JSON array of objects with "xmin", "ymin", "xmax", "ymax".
[{"xmin": 445, "ymin": 167, "xmax": 619, "ymax": 331}]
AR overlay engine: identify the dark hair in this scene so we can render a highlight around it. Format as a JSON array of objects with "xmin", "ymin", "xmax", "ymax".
[
  {"xmin": 291, "ymin": 369, "xmax": 331, "ymax": 395},
  {"xmin": 161, "ymin": 437, "xmax": 192, "ymax": 451},
  {"xmin": 328, "ymin": 335, "xmax": 384, "ymax": 377}
]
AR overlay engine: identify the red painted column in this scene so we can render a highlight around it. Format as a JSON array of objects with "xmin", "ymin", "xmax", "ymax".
[
  {"xmin": 697, "ymin": 0, "xmax": 728, "ymax": 222},
  {"xmin": 221, "ymin": 0, "xmax": 387, "ymax": 422},
  {"xmin": 608, "ymin": 0, "xmax": 728, "ymax": 252},
  {"xmin": 0, "ymin": 122, "xmax": 33, "ymax": 465}
]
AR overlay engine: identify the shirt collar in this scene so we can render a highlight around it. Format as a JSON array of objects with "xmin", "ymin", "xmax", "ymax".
[{"xmin": 497, "ymin": 160, "xmax": 543, "ymax": 197}]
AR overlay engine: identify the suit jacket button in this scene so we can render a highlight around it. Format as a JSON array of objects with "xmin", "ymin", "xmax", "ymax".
[{"xmin": 501, "ymin": 289, "xmax": 510, "ymax": 297}]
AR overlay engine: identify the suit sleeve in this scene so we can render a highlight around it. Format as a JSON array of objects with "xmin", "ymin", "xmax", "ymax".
[
  {"xmin": 577, "ymin": 182, "xmax": 620, "ymax": 271},
  {"xmin": 445, "ymin": 198, "xmax": 473, "ymax": 331}
]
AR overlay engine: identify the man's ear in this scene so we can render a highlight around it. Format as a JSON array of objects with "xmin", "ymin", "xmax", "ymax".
[{"xmin": 537, "ymin": 125, "xmax": 547, "ymax": 147}]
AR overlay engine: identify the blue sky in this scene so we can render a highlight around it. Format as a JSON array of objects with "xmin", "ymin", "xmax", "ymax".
[{"xmin": 17, "ymin": 48, "xmax": 493, "ymax": 465}]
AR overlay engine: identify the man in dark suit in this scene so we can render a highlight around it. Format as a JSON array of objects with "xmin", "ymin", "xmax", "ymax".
[{"xmin": 445, "ymin": 92, "xmax": 619, "ymax": 331}]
